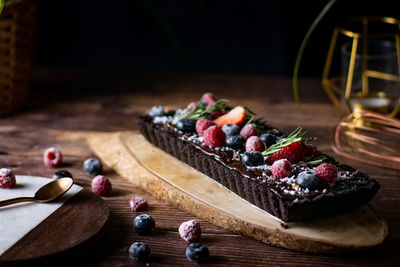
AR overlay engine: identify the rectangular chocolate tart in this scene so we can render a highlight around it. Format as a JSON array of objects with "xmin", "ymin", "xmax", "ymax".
[{"xmin": 137, "ymin": 110, "xmax": 380, "ymax": 222}]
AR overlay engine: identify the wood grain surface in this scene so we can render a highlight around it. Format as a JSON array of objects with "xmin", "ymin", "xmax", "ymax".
[{"xmin": 0, "ymin": 68, "xmax": 399, "ymax": 266}]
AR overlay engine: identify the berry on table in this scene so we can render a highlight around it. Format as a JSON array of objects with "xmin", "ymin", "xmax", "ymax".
[
  {"xmin": 149, "ymin": 105, "xmax": 165, "ymax": 117},
  {"xmin": 176, "ymin": 118, "xmax": 196, "ymax": 133},
  {"xmin": 241, "ymin": 151, "xmax": 264, "ymax": 167},
  {"xmin": 240, "ymin": 124, "xmax": 258, "ymax": 140},
  {"xmin": 195, "ymin": 118, "xmax": 216, "ymax": 137},
  {"xmin": 129, "ymin": 196, "xmax": 148, "ymax": 212},
  {"xmin": 245, "ymin": 136, "xmax": 265, "ymax": 152},
  {"xmin": 295, "ymin": 170, "xmax": 320, "ymax": 190},
  {"xmin": 225, "ymin": 135, "xmax": 245, "ymax": 151},
  {"xmin": 0, "ymin": 168, "xmax": 16, "ymax": 188},
  {"xmin": 83, "ymin": 158, "xmax": 103, "ymax": 175},
  {"xmin": 260, "ymin": 133, "xmax": 278, "ymax": 148},
  {"xmin": 201, "ymin": 92, "xmax": 216, "ymax": 105},
  {"xmin": 134, "ymin": 214, "xmax": 155, "ymax": 235},
  {"xmin": 53, "ymin": 170, "xmax": 73, "ymax": 179},
  {"xmin": 179, "ymin": 219, "xmax": 201, "ymax": 242},
  {"xmin": 129, "ymin": 242, "xmax": 150, "ymax": 261},
  {"xmin": 265, "ymin": 141, "xmax": 303, "ymax": 164},
  {"xmin": 315, "ymin": 163, "xmax": 338, "ymax": 184},
  {"xmin": 43, "ymin": 147, "xmax": 63, "ymax": 168},
  {"xmin": 185, "ymin": 242, "xmax": 209, "ymax": 263},
  {"xmin": 271, "ymin": 159, "xmax": 292, "ymax": 179},
  {"xmin": 203, "ymin": 126, "xmax": 225, "ymax": 148},
  {"xmin": 91, "ymin": 175, "xmax": 112, "ymax": 196},
  {"xmin": 214, "ymin": 106, "xmax": 246, "ymax": 126},
  {"xmin": 221, "ymin": 124, "xmax": 240, "ymax": 136}
]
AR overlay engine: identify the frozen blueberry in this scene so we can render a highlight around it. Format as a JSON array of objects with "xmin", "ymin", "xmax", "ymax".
[
  {"xmin": 222, "ymin": 124, "xmax": 240, "ymax": 136},
  {"xmin": 83, "ymin": 158, "xmax": 103, "ymax": 175},
  {"xmin": 53, "ymin": 170, "xmax": 73, "ymax": 179},
  {"xmin": 149, "ymin": 106, "xmax": 165, "ymax": 118},
  {"xmin": 176, "ymin": 118, "xmax": 196, "ymax": 133},
  {"xmin": 225, "ymin": 135, "xmax": 244, "ymax": 151},
  {"xmin": 241, "ymin": 151, "xmax": 264, "ymax": 166},
  {"xmin": 260, "ymin": 133, "xmax": 278, "ymax": 148},
  {"xmin": 134, "ymin": 214, "xmax": 155, "ymax": 235},
  {"xmin": 185, "ymin": 242, "xmax": 209, "ymax": 263},
  {"xmin": 129, "ymin": 242, "xmax": 150, "ymax": 261},
  {"xmin": 295, "ymin": 170, "xmax": 320, "ymax": 190}
]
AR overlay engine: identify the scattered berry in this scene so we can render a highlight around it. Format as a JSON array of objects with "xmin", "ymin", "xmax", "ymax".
[
  {"xmin": 303, "ymin": 144, "xmax": 320, "ymax": 159},
  {"xmin": 129, "ymin": 242, "xmax": 150, "ymax": 262},
  {"xmin": 53, "ymin": 170, "xmax": 73, "ymax": 179},
  {"xmin": 83, "ymin": 158, "xmax": 103, "ymax": 175},
  {"xmin": 221, "ymin": 124, "xmax": 240, "ymax": 136},
  {"xmin": 186, "ymin": 242, "xmax": 209, "ymax": 263},
  {"xmin": 265, "ymin": 141, "xmax": 303, "ymax": 164},
  {"xmin": 179, "ymin": 219, "xmax": 201, "ymax": 242},
  {"xmin": 214, "ymin": 106, "xmax": 246, "ymax": 126},
  {"xmin": 225, "ymin": 135, "xmax": 245, "ymax": 151},
  {"xmin": 240, "ymin": 124, "xmax": 258, "ymax": 140},
  {"xmin": 295, "ymin": 171, "xmax": 320, "ymax": 190},
  {"xmin": 129, "ymin": 196, "xmax": 148, "ymax": 212},
  {"xmin": 91, "ymin": 175, "xmax": 112, "ymax": 196},
  {"xmin": 245, "ymin": 136, "xmax": 265, "ymax": 152},
  {"xmin": 241, "ymin": 151, "xmax": 264, "ymax": 166},
  {"xmin": 43, "ymin": 147, "xmax": 63, "ymax": 168},
  {"xmin": 208, "ymin": 109, "xmax": 225, "ymax": 120},
  {"xmin": 0, "ymin": 168, "xmax": 16, "ymax": 188},
  {"xmin": 201, "ymin": 92, "xmax": 216, "ymax": 105},
  {"xmin": 315, "ymin": 163, "xmax": 338, "ymax": 184},
  {"xmin": 271, "ymin": 159, "xmax": 292, "ymax": 179},
  {"xmin": 149, "ymin": 105, "xmax": 165, "ymax": 117},
  {"xmin": 260, "ymin": 133, "xmax": 278, "ymax": 148},
  {"xmin": 203, "ymin": 126, "xmax": 225, "ymax": 148},
  {"xmin": 176, "ymin": 118, "xmax": 196, "ymax": 133},
  {"xmin": 134, "ymin": 214, "xmax": 155, "ymax": 235},
  {"xmin": 195, "ymin": 119, "xmax": 216, "ymax": 137}
]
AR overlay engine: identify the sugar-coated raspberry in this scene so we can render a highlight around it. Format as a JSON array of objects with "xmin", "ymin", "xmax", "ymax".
[
  {"xmin": 186, "ymin": 242, "xmax": 209, "ymax": 263},
  {"xmin": 271, "ymin": 159, "xmax": 293, "ymax": 179},
  {"xmin": 179, "ymin": 219, "xmax": 201, "ymax": 242},
  {"xmin": 203, "ymin": 126, "xmax": 225, "ymax": 147},
  {"xmin": 91, "ymin": 175, "xmax": 112, "ymax": 196},
  {"xmin": 129, "ymin": 196, "xmax": 148, "ymax": 212},
  {"xmin": 245, "ymin": 136, "xmax": 265, "ymax": 152},
  {"xmin": 201, "ymin": 92, "xmax": 216, "ymax": 105},
  {"xmin": 208, "ymin": 109, "xmax": 225, "ymax": 120},
  {"xmin": 240, "ymin": 124, "xmax": 258, "ymax": 140},
  {"xmin": 44, "ymin": 147, "xmax": 63, "ymax": 168},
  {"xmin": 0, "ymin": 168, "xmax": 16, "ymax": 188},
  {"xmin": 195, "ymin": 119, "xmax": 216, "ymax": 137},
  {"xmin": 315, "ymin": 163, "xmax": 338, "ymax": 184}
]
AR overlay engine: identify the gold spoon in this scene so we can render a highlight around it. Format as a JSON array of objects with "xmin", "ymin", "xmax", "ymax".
[{"xmin": 0, "ymin": 177, "xmax": 74, "ymax": 207}]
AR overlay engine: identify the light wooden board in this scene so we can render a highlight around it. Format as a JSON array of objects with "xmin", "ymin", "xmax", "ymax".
[{"xmin": 88, "ymin": 132, "xmax": 388, "ymax": 253}]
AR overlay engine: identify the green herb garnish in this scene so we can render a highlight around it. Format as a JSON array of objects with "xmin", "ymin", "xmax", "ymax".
[
  {"xmin": 173, "ymin": 98, "xmax": 228, "ymax": 124},
  {"xmin": 304, "ymin": 155, "xmax": 328, "ymax": 166},
  {"xmin": 262, "ymin": 127, "xmax": 308, "ymax": 156}
]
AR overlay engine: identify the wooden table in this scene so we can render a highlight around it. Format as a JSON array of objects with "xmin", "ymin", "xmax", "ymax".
[{"xmin": 1, "ymin": 69, "xmax": 399, "ymax": 266}]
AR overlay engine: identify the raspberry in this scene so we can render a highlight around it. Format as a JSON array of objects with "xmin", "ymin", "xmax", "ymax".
[
  {"xmin": 186, "ymin": 243, "xmax": 209, "ymax": 263},
  {"xmin": 0, "ymin": 168, "xmax": 16, "ymax": 188},
  {"xmin": 303, "ymin": 144, "xmax": 320, "ymax": 159},
  {"xmin": 245, "ymin": 136, "xmax": 265, "ymax": 152},
  {"xmin": 179, "ymin": 219, "xmax": 201, "ymax": 242},
  {"xmin": 271, "ymin": 159, "xmax": 293, "ymax": 179},
  {"xmin": 240, "ymin": 124, "xmax": 258, "ymax": 140},
  {"xmin": 201, "ymin": 92, "xmax": 216, "ymax": 105},
  {"xmin": 203, "ymin": 126, "xmax": 225, "ymax": 148},
  {"xmin": 315, "ymin": 163, "xmax": 338, "ymax": 184},
  {"xmin": 195, "ymin": 119, "xmax": 216, "ymax": 137},
  {"xmin": 91, "ymin": 175, "xmax": 112, "ymax": 196},
  {"xmin": 43, "ymin": 147, "xmax": 63, "ymax": 168},
  {"xmin": 265, "ymin": 141, "xmax": 303, "ymax": 164},
  {"xmin": 129, "ymin": 196, "xmax": 148, "ymax": 212}
]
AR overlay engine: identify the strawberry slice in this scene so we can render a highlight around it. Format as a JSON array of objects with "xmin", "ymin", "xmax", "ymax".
[
  {"xmin": 214, "ymin": 106, "xmax": 246, "ymax": 127},
  {"xmin": 265, "ymin": 141, "xmax": 303, "ymax": 164}
]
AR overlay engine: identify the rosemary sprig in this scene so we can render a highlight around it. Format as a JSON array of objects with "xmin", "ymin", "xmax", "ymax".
[
  {"xmin": 262, "ymin": 127, "xmax": 308, "ymax": 156},
  {"xmin": 173, "ymin": 99, "xmax": 228, "ymax": 124},
  {"xmin": 304, "ymin": 155, "xmax": 328, "ymax": 166}
]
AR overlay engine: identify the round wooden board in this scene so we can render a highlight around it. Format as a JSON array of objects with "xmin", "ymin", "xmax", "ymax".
[{"xmin": 0, "ymin": 189, "xmax": 110, "ymax": 262}]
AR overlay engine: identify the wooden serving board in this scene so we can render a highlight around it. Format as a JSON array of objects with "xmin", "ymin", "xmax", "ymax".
[
  {"xmin": 0, "ymin": 189, "xmax": 110, "ymax": 262},
  {"xmin": 88, "ymin": 132, "xmax": 388, "ymax": 253}
]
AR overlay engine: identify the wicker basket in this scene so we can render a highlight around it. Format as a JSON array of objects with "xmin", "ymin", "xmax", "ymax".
[{"xmin": 0, "ymin": 0, "xmax": 38, "ymax": 115}]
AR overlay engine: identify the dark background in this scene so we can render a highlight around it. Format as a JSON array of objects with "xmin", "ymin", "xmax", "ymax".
[{"xmin": 34, "ymin": 0, "xmax": 400, "ymax": 77}]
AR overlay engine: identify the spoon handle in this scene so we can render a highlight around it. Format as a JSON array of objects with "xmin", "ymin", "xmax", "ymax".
[{"xmin": 0, "ymin": 197, "xmax": 35, "ymax": 207}]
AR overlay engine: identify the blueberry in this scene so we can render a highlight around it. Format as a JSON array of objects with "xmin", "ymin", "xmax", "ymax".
[
  {"xmin": 53, "ymin": 170, "xmax": 73, "ymax": 179},
  {"xmin": 129, "ymin": 242, "xmax": 150, "ymax": 261},
  {"xmin": 241, "ymin": 151, "xmax": 264, "ymax": 166},
  {"xmin": 199, "ymin": 102, "xmax": 208, "ymax": 108},
  {"xmin": 260, "ymin": 133, "xmax": 278, "ymax": 148},
  {"xmin": 225, "ymin": 135, "xmax": 244, "ymax": 151},
  {"xmin": 134, "ymin": 214, "xmax": 155, "ymax": 235},
  {"xmin": 83, "ymin": 158, "xmax": 103, "ymax": 175},
  {"xmin": 295, "ymin": 171, "xmax": 320, "ymax": 190},
  {"xmin": 149, "ymin": 106, "xmax": 165, "ymax": 118},
  {"xmin": 176, "ymin": 118, "xmax": 196, "ymax": 133},
  {"xmin": 222, "ymin": 124, "xmax": 240, "ymax": 136},
  {"xmin": 185, "ymin": 242, "xmax": 209, "ymax": 263}
]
